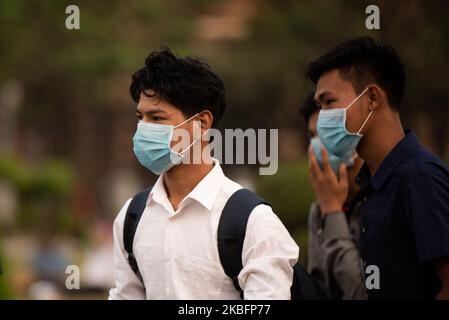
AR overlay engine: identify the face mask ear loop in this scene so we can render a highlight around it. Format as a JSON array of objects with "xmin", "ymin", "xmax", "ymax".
[
  {"xmin": 178, "ymin": 138, "xmax": 200, "ymax": 155},
  {"xmin": 174, "ymin": 113, "xmax": 200, "ymax": 129},
  {"xmin": 343, "ymin": 87, "xmax": 370, "ymax": 136},
  {"xmin": 176, "ymin": 116, "xmax": 202, "ymax": 155},
  {"xmin": 356, "ymin": 110, "xmax": 373, "ymax": 135},
  {"xmin": 345, "ymin": 87, "xmax": 369, "ymax": 111}
]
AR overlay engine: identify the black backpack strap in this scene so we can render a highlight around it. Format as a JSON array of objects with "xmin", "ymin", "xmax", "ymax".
[
  {"xmin": 217, "ymin": 188, "xmax": 269, "ymax": 299},
  {"xmin": 123, "ymin": 187, "xmax": 152, "ymax": 282}
]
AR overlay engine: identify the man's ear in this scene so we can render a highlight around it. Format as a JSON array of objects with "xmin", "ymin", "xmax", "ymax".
[
  {"xmin": 198, "ymin": 110, "xmax": 214, "ymax": 132},
  {"xmin": 367, "ymin": 85, "xmax": 384, "ymax": 111}
]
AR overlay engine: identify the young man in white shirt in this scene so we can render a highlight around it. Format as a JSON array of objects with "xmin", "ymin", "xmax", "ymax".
[{"xmin": 108, "ymin": 48, "xmax": 299, "ymax": 300}]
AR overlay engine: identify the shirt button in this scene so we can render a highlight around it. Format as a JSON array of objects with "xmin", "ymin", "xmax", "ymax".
[
  {"xmin": 362, "ymin": 227, "xmax": 366, "ymax": 233},
  {"xmin": 317, "ymin": 228, "xmax": 323, "ymax": 236}
]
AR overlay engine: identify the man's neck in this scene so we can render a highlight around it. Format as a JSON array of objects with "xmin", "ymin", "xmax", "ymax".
[
  {"xmin": 358, "ymin": 114, "xmax": 405, "ymax": 176},
  {"xmin": 163, "ymin": 158, "xmax": 214, "ymax": 211}
]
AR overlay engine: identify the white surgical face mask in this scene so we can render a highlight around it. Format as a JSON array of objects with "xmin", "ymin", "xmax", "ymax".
[
  {"xmin": 132, "ymin": 113, "xmax": 199, "ymax": 175},
  {"xmin": 316, "ymin": 87, "xmax": 372, "ymax": 159},
  {"xmin": 310, "ymin": 136, "xmax": 355, "ymax": 174}
]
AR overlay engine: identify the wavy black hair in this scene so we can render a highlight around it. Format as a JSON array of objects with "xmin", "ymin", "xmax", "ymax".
[
  {"xmin": 130, "ymin": 47, "xmax": 226, "ymax": 128},
  {"xmin": 306, "ymin": 36, "xmax": 405, "ymax": 110}
]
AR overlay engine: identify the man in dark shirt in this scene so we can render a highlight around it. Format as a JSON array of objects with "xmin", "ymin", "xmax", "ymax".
[{"xmin": 305, "ymin": 36, "xmax": 449, "ymax": 299}]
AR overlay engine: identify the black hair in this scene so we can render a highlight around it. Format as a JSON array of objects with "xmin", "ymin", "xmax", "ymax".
[
  {"xmin": 306, "ymin": 36, "xmax": 405, "ymax": 109},
  {"xmin": 299, "ymin": 91, "xmax": 320, "ymax": 124},
  {"xmin": 130, "ymin": 47, "xmax": 226, "ymax": 128}
]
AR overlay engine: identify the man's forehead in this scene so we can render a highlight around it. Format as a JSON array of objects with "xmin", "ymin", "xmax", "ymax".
[
  {"xmin": 317, "ymin": 69, "xmax": 341, "ymax": 86},
  {"xmin": 315, "ymin": 70, "xmax": 353, "ymax": 99},
  {"xmin": 136, "ymin": 92, "xmax": 167, "ymax": 113}
]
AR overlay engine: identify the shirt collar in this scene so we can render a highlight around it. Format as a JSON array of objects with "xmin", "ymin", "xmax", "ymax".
[
  {"xmin": 356, "ymin": 129, "xmax": 420, "ymax": 191},
  {"xmin": 148, "ymin": 173, "xmax": 168, "ymax": 207},
  {"xmin": 147, "ymin": 158, "xmax": 224, "ymax": 212}
]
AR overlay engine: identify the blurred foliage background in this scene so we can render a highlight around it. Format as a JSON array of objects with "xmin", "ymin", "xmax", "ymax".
[{"xmin": 1, "ymin": 0, "xmax": 449, "ymax": 299}]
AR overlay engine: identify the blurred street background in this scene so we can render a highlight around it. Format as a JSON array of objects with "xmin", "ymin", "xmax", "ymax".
[{"xmin": 1, "ymin": 0, "xmax": 449, "ymax": 299}]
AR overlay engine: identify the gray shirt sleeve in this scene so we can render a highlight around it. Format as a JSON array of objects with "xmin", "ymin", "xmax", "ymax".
[
  {"xmin": 321, "ymin": 211, "xmax": 367, "ymax": 299},
  {"xmin": 307, "ymin": 202, "xmax": 328, "ymax": 284},
  {"xmin": 307, "ymin": 201, "xmax": 367, "ymax": 300}
]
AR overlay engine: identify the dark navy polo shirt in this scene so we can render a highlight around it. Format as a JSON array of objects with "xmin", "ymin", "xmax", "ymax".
[{"xmin": 357, "ymin": 130, "xmax": 449, "ymax": 299}]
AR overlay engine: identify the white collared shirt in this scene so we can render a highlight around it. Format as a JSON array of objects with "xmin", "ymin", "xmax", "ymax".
[{"xmin": 109, "ymin": 159, "xmax": 299, "ymax": 300}]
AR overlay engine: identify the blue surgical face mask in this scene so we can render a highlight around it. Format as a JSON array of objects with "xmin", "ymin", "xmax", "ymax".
[
  {"xmin": 316, "ymin": 87, "xmax": 372, "ymax": 159},
  {"xmin": 132, "ymin": 113, "xmax": 199, "ymax": 175},
  {"xmin": 310, "ymin": 136, "xmax": 354, "ymax": 174}
]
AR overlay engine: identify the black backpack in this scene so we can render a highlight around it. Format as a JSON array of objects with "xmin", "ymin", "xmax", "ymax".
[{"xmin": 123, "ymin": 187, "xmax": 332, "ymax": 300}]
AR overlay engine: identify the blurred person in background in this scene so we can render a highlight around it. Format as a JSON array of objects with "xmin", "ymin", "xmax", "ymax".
[
  {"xmin": 81, "ymin": 220, "xmax": 114, "ymax": 293},
  {"xmin": 300, "ymin": 92, "xmax": 366, "ymax": 299},
  {"xmin": 306, "ymin": 36, "xmax": 449, "ymax": 299},
  {"xmin": 30, "ymin": 233, "xmax": 69, "ymax": 299},
  {"xmin": 108, "ymin": 48, "xmax": 298, "ymax": 300}
]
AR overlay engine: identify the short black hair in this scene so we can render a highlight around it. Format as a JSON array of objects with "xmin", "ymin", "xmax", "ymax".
[
  {"xmin": 306, "ymin": 36, "xmax": 405, "ymax": 109},
  {"xmin": 130, "ymin": 47, "xmax": 226, "ymax": 128},
  {"xmin": 299, "ymin": 91, "xmax": 319, "ymax": 124}
]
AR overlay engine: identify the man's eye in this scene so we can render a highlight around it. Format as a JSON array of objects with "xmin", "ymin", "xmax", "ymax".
[
  {"xmin": 327, "ymin": 99, "xmax": 335, "ymax": 106},
  {"xmin": 152, "ymin": 116, "xmax": 162, "ymax": 121}
]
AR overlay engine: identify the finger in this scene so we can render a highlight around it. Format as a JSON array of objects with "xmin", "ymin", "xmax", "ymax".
[
  {"xmin": 320, "ymin": 146, "xmax": 333, "ymax": 175},
  {"xmin": 338, "ymin": 163, "xmax": 348, "ymax": 186},
  {"xmin": 308, "ymin": 145, "xmax": 322, "ymax": 180}
]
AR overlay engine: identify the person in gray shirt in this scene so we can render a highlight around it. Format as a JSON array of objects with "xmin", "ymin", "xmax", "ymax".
[{"xmin": 300, "ymin": 92, "xmax": 367, "ymax": 299}]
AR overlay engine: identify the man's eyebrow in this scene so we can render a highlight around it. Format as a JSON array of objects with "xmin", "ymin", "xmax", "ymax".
[
  {"xmin": 314, "ymin": 90, "xmax": 332, "ymax": 103},
  {"xmin": 135, "ymin": 107, "xmax": 167, "ymax": 115}
]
